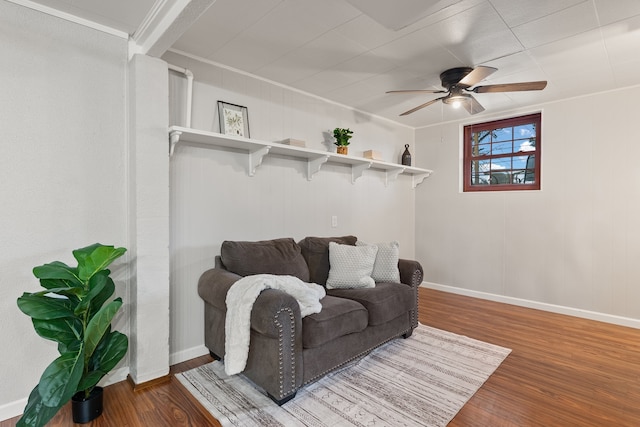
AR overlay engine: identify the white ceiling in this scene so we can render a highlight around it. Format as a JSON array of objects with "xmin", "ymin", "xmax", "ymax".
[{"xmin": 26, "ymin": 0, "xmax": 640, "ymax": 128}]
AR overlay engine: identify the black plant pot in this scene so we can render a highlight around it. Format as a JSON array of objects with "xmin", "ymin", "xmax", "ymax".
[{"xmin": 71, "ymin": 386, "xmax": 103, "ymax": 424}]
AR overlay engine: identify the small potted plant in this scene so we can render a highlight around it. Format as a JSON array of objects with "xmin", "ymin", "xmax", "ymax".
[
  {"xmin": 333, "ymin": 128, "xmax": 353, "ymax": 155},
  {"xmin": 16, "ymin": 243, "xmax": 128, "ymax": 426}
]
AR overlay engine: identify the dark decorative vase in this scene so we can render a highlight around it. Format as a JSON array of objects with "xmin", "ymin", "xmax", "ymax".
[
  {"xmin": 402, "ymin": 144, "xmax": 412, "ymax": 166},
  {"xmin": 71, "ymin": 387, "xmax": 103, "ymax": 424}
]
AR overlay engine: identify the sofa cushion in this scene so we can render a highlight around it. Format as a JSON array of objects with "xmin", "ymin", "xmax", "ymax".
[
  {"xmin": 220, "ymin": 238, "xmax": 310, "ymax": 281},
  {"xmin": 356, "ymin": 240, "xmax": 401, "ymax": 283},
  {"xmin": 326, "ymin": 242, "xmax": 377, "ymax": 289},
  {"xmin": 298, "ymin": 235, "xmax": 357, "ymax": 286},
  {"xmin": 327, "ymin": 282, "xmax": 414, "ymax": 326},
  {"xmin": 302, "ymin": 295, "xmax": 368, "ymax": 348}
]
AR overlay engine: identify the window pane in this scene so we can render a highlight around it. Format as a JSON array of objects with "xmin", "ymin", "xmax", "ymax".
[
  {"xmin": 491, "ymin": 157, "xmax": 511, "ymax": 171},
  {"xmin": 471, "ymin": 130, "xmax": 491, "ymax": 151},
  {"xmin": 524, "ymin": 155, "xmax": 536, "ymax": 183},
  {"xmin": 492, "ymin": 141, "xmax": 514, "ymax": 155},
  {"xmin": 513, "ymin": 155, "xmax": 529, "ymax": 169},
  {"xmin": 490, "ymin": 171, "xmax": 511, "ymax": 184},
  {"xmin": 471, "ymin": 172, "xmax": 490, "ymax": 185},
  {"xmin": 471, "ymin": 159, "xmax": 490, "ymax": 174},
  {"xmin": 470, "ymin": 160, "xmax": 490, "ymax": 185},
  {"xmin": 512, "ymin": 155, "xmax": 529, "ymax": 183},
  {"xmin": 493, "ymin": 127, "xmax": 513, "ymax": 142},
  {"xmin": 516, "ymin": 137, "xmax": 536, "ymax": 152},
  {"xmin": 514, "ymin": 124, "xmax": 536, "ymax": 139},
  {"xmin": 471, "ymin": 142, "xmax": 491, "ymax": 157}
]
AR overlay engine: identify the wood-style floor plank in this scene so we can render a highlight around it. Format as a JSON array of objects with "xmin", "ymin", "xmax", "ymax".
[
  {"xmin": 422, "ymin": 288, "xmax": 640, "ymax": 426},
  {"xmin": 3, "ymin": 288, "xmax": 640, "ymax": 426}
]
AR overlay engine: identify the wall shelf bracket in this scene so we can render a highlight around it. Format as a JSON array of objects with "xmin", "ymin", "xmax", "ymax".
[
  {"xmin": 169, "ymin": 130, "xmax": 182, "ymax": 156},
  {"xmin": 249, "ymin": 146, "xmax": 271, "ymax": 176},
  {"xmin": 352, "ymin": 162, "xmax": 372, "ymax": 183},
  {"xmin": 412, "ymin": 172, "xmax": 432, "ymax": 188},
  {"xmin": 307, "ymin": 155, "xmax": 329, "ymax": 181},
  {"xmin": 386, "ymin": 167, "xmax": 406, "ymax": 186}
]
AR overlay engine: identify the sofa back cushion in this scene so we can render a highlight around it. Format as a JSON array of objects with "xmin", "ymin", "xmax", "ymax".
[
  {"xmin": 220, "ymin": 238, "xmax": 310, "ymax": 281},
  {"xmin": 298, "ymin": 235, "xmax": 357, "ymax": 285}
]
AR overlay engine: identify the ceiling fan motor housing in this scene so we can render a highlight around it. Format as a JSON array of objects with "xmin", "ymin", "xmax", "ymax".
[{"xmin": 440, "ymin": 67, "xmax": 474, "ymax": 89}]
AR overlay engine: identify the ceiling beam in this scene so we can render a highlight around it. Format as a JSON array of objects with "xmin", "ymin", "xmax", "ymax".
[{"xmin": 129, "ymin": 0, "xmax": 215, "ymax": 59}]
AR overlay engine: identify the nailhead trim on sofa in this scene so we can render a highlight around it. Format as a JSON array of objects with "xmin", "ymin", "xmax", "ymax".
[{"xmin": 274, "ymin": 307, "xmax": 296, "ymax": 399}]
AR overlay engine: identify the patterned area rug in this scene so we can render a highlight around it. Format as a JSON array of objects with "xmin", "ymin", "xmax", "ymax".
[{"xmin": 177, "ymin": 325, "xmax": 511, "ymax": 427}]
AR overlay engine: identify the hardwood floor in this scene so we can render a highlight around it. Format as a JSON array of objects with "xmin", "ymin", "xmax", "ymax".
[{"xmin": 3, "ymin": 287, "xmax": 640, "ymax": 426}]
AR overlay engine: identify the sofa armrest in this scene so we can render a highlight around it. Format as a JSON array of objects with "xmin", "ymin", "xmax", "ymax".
[
  {"xmin": 198, "ymin": 268, "xmax": 302, "ymax": 337},
  {"xmin": 398, "ymin": 259, "xmax": 423, "ymax": 288},
  {"xmin": 198, "ymin": 268, "xmax": 242, "ymax": 310},
  {"xmin": 250, "ymin": 289, "xmax": 302, "ymax": 337}
]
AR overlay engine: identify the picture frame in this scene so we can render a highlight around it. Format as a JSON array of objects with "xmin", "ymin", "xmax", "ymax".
[{"xmin": 218, "ymin": 101, "xmax": 250, "ymax": 138}]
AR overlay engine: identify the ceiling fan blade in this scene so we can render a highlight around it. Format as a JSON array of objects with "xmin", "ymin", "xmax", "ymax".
[
  {"xmin": 386, "ymin": 89, "xmax": 447, "ymax": 94},
  {"xmin": 400, "ymin": 97, "xmax": 446, "ymax": 116},
  {"xmin": 463, "ymin": 95, "xmax": 485, "ymax": 115},
  {"xmin": 458, "ymin": 66, "xmax": 497, "ymax": 87},
  {"xmin": 471, "ymin": 81, "xmax": 547, "ymax": 93}
]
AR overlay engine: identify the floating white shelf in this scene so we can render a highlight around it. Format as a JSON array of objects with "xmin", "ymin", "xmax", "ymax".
[{"xmin": 168, "ymin": 126, "xmax": 433, "ymax": 187}]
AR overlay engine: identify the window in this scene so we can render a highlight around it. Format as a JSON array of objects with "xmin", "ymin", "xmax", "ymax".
[{"xmin": 463, "ymin": 113, "xmax": 541, "ymax": 192}]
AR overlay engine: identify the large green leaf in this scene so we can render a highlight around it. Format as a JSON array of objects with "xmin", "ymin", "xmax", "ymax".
[
  {"xmin": 91, "ymin": 331, "xmax": 128, "ymax": 373},
  {"xmin": 73, "ymin": 244, "xmax": 126, "ymax": 282},
  {"xmin": 29, "ymin": 285, "xmax": 84, "ymax": 300},
  {"xmin": 32, "ymin": 261, "xmax": 81, "ymax": 286},
  {"xmin": 79, "ymin": 331, "xmax": 128, "ymax": 392},
  {"xmin": 32, "ymin": 317, "xmax": 82, "ymax": 347},
  {"xmin": 84, "ymin": 298, "xmax": 122, "ymax": 360},
  {"xmin": 89, "ymin": 275, "xmax": 115, "ymax": 318},
  {"xmin": 39, "ymin": 278, "xmax": 83, "ymax": 294},
  {"xmin": 73, "ymin": 271, "xmax": 108, "ymax": 317},
  {"xmin": 16, "ymin": 385, "xmax": 61, "ymax": 427},
  {"xmin": 17, "ymin": 294, "xmax": 74, "ymax": 320},
  {"xmin": 38, "ymin": 347, "xmax": 85, "ymax": 407}
]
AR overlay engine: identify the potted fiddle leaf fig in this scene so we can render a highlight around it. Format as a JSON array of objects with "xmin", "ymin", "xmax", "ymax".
[
  {"xmin": 333, "ymin": 128, "xmax": 353, "ymax": 155},
  {"xmin": 16, "ymin": 243, "xmax": 128, "ymax": 427}
]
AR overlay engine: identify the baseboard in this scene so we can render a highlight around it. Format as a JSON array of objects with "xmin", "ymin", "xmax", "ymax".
[
  {"xmin": 127, "ymin": 374, "xmax": 171, "ymax": 391},
  {"xmin": 422, "ymin": 282, "xmax": 640, "ymax": 330},
  {"xmin": 170, "ymin": 344, "xmax": 209, "ymax": 366},
  {"xmin": 0, "ymin": 397, "xmax": 26, "ymax": 423}
]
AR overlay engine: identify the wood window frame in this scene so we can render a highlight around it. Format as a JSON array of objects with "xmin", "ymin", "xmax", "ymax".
[{"xmin": 463, "ymin": 112, "xmax": 541, "ymax": 192}]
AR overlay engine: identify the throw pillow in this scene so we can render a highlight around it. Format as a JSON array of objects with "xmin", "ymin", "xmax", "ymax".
[
  {"xmin": 356, "ymin": 240, "xmax": 401, "ymax": 283},
  {"xmin": 298, "ymin": 235, "xmax": 357, "ymax": 285},
  {"xmin": 326, "ymin": 242, "xmax": 377, "ymax": 289},
  {"xmin": 220, "ymin": 238, "xmax": 310, "ymax": 281}
]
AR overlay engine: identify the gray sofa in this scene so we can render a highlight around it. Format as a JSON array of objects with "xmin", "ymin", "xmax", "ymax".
[{"xmin": 197, "ymin": 235, "xmax": 423, "ymax": 404}]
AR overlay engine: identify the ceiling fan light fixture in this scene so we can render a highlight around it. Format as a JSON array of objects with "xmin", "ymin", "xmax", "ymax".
[
  {"xmin": 388, "ymin": 65, "xmax": 547, "ymax": 117},
  {"xmin": 443, "ymin": 94, "xmax": 469, "ymax": 108}
]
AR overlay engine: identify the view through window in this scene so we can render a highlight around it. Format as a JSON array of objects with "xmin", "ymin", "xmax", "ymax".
[{"xmin": 463, "ymin": 113, "xmax": 541, "ymax": 192}]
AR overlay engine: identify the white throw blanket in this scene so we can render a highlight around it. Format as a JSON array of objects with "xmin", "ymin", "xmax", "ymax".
[{"xmin": 224, "ymin": 274, "xmax": 326, "ymax": 375}]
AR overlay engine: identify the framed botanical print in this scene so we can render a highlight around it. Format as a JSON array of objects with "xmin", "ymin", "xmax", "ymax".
[{"xmin": 218, "ymin": 101, "xmax": 250, "ymax": 138}]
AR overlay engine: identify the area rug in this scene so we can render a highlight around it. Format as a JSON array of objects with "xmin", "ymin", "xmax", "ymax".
[{"xmin": 177, "ymin": 325, "xmax": 511, "ymax": 427}]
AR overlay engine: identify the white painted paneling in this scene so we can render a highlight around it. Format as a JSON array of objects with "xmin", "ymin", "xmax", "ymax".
[
  {"xmin": 0, "ymin": 1, "xmax": 128, "ymax": 418},
  {"xmin": 415, "ymin": 85, "xmax": 640, "ymax": 321},
  {"xmin": 163, "ymin": 51, "xmax": 418, "ymax": 361}
]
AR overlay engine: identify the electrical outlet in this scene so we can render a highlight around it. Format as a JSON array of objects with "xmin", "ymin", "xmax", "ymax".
[{"xmin": 331, "ymin": 215, "xmax": 338, "ymax": 228}]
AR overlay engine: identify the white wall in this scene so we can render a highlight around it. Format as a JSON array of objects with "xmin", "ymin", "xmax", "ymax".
[
  {"xmin": 0, "ymin": 0, "xmax": 129, "ymax": 419},
  {"xmin": 415, "ymin": 86, "xmax": 640, "ymax": 323},
  {"xmin": 162, "ymin": 51, "xmax": 420, "ymax": 363}
]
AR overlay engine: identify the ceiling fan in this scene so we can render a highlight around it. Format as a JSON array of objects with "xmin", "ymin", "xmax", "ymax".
[{"xmin": 387, "ymin": 66, "xmax": 547, "ymax": 116}]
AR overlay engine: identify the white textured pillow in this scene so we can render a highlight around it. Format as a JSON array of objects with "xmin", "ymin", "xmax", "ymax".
[
  {"xmin": 326, "ymin": 242, "xmax": 378, "ymax": 289},
  {"xmin": 356, "ymin": 240, "xmax": 400, "ymax": 283}
]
